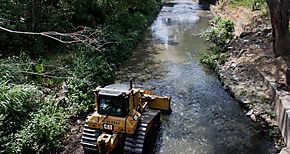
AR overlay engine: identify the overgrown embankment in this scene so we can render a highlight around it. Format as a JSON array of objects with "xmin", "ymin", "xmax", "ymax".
[
  {"xmin": 0, "ymin": 0, "xmax": 162, "ymax": 153},
  {"xmin": 200, "ymin": 1, "xmax": 286, "ymax": 151}
]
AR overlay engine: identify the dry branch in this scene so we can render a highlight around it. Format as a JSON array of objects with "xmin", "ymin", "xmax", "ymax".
[
  {"xmin": 0, "ymin": 25, "xmax": 117, "ymax": 52},
  {"xmin": 17, "ymin": 71, "xmax": 72, "ymax": 79}
]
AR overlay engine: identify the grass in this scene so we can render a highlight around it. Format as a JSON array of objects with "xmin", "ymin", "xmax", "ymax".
[
  {"xmin": 228, "ymin": 0, "xmax": 255, "ymax": 7},
  {"xmin": 228, "ymin": 0, "xmax": 266, "ymax": 9}
]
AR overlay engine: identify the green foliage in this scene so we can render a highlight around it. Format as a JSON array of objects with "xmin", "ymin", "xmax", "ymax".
[
  {"xmin": 66, "ymin": 48, "xmax": 117, "ymax": 116},
  {"xmin": 0, "ymin": 82, "xmax": 43, "ymax": 153},
  {"xmin": 200, "ymin": 52, "xmax": 227, "ymax": 68},
  {"xmin": 269, "ymin": 127, "xmax": 280, "ymax": 139},
  {"xmin": 0, "ymin": 82, "xmax": 43, "ymax": 132},
  {"xmin": 200, "ymin": 17, "xmax": 233, "ymax": 68},
  {"xmin": 0, "ymin": 53, "xmax": 33, "ymax": 83},
  {"xmin": 202, "ymin": 17, "xmax": 234, "ymax": 51},
  {"xmin": 0, "ymin": 0, "xmax": 161, "ymax": 56},
  {"xmin": 0, "ymin": 48, "xmax": 116, "ymax": 154},
  {"xmin": 71, "ymin": 50, "xmax": 115, "ymax": 85},
  {"xmin": 0, "ymin": 0, "xmax": 162, "ymax": 153},
  {"xmin": 0, "ymin": 0, "xmax": 74, "ymax": 55},
  {"xmin": 7, "ymin": 98, "xmax": 69, "ymax": 153}
]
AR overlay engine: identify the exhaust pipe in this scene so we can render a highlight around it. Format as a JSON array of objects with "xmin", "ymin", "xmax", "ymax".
[{"xmin": 129, "ymin": 78, "xmax": 134, "ymax": 90}]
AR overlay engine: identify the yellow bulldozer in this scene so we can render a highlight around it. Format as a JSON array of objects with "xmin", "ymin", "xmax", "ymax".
[{"xmin": 81, "ymin": 79, "xmax": 171, "ymax": 154}]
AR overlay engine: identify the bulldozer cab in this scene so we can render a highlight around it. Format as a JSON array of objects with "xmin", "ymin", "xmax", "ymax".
[
  {"xmin": 98, "ymin": 93, "xmax": 130, "ymax": 117},
  {"xmin": 94, "ymin": 83, "xmax": 136, "ymax": 117}
]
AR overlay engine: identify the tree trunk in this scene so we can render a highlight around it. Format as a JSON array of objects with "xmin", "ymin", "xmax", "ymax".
[{"xmin": 266, "ymin": 0, "xmax": 290, "ymax": 57}]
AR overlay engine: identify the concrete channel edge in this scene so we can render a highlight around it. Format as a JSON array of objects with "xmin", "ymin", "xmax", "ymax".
[{"xmin": 257, "ymin": 69, "xmax": 290, "ymax": 153}]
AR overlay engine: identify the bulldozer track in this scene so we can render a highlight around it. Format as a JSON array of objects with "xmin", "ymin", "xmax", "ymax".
[
  {"xmin": 81, "ymin": 123, "xmax": 101, "ymax": 153},
  {"xmin": 124, "ymin": 109, "xmax": 160, "ymax": 154}
]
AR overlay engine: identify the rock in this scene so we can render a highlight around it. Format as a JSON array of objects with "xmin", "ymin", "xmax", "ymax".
[
  {"xmin": 230, "ymin": 63, "xmax": 237, "ymax": 68},
  {"xmin": 250, "ymin": 114, "xmax": 257, "ymax": 121},
  {"xmin": 237, "ymin": 49, "xmax": 246, "ymax": 57},
  {"xmin": 227, "ymin": 46, "xmax": 234, "ymax": 50},
  {"xmin": 168, "ymin": 40, "xmax": 179, "ymax": 46},
  {"xmin": 262, "ymin": 28, "xmax": 272, "ymax": 34},
  {"xmin": 279, "ymin": 148, "xmax": 290, "ymax": 154},
  {"xmin": 254, "ymin": 31, "xmax": 262, "ymax": 37},
  {"xmin": 254, "ymin": 39, "xmax": 263, "ymax": 44},
  {"xmin": 240, "ymin": 39, "xmax": 250, "ymax": 44},
  {"xmin": 246, "ymin": 109, "xmax": 254, "ymax": 116},
  {"xmin": 239, "ymin": 31, "xmax": 254, "ymax": 38}
]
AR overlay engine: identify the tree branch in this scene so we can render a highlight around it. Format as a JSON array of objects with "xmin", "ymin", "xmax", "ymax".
[
  {"xmin": 0, "ymin": 26, "xmax": 118, "ymax": 52},
  {"xmin": 17, "ymin": 71, "xmax": 72, "ymax": 79}
]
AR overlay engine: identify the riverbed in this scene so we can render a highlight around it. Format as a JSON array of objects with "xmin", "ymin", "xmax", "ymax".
[{"xmin": 115, "ymin": 0, "xmax": 276, "ymax": 153}]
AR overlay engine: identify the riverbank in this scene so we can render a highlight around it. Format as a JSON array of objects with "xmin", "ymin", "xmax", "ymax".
[
  {"xmin": 0, "ymin": 1, "xmax": 163, "ymax": 153},
  {"xmin": 210, "ymin": 2, "xmax": 288, "ymax": 152}
]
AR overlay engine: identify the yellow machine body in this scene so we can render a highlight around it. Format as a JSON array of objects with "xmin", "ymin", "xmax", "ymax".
[{"xmin": 81, "ymin": 84, "xmax": 171, "ymax": 154}]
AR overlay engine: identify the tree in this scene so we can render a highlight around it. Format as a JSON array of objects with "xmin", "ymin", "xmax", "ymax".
[{"xmin": 266, "ymin": 0, "xmax": 290, "ymax": 57}]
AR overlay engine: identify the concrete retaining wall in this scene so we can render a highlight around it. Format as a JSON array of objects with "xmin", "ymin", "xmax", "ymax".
[{"xmin": 258, "ymin": 69, "xmax": 290, "ymax": 151}]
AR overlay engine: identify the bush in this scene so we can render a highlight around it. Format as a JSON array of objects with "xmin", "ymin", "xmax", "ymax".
[
  {"xmin": 0, "ymin": 82, "xmax": 43, "ymax": 133},
  {"xmin": 202, "ymin": 17, "xmax": 234, "ymax": 51},
  {"xmin": 200, "ymin": 17, "xmax": 233, "ymax": 68},
  {"xmin": 71, "ymin": 50, "xmax": 115, "ymax": 86},
  {"xmin": 0, "ymin": 82, "xmax": 44, "ymax": 153},
  {"xmin": 200, "ymin": 52, "xmax": 227, "ymax": 68},
  {"xmin": 6, "ymin": 98, "xmax": 69, "ymax": 153},
  {"xmin": 0, "ymin": 53, "xmax": 34, "ymax": 83}
]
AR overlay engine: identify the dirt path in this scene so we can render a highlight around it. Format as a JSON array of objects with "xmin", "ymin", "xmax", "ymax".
[{"xmin": 60, "ymin": 120, "xmax": 84, "ymax": 154}]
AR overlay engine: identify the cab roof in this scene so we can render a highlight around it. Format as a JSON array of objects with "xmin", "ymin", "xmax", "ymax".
[{"xmin": 98, "ymin": 83, "xmax": 131, "ymax": 97}]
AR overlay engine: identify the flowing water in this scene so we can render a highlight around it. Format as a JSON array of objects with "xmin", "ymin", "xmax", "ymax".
[{"xmin": 116, "ymin": 1, "xmax": 276, "ymax": 153}]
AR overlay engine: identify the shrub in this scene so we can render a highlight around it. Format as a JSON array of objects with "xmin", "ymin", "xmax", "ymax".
[
  {"xmin": 0, "ymin": 53, "xmax": 33, "ymax": 83},
  {"xmin": 0, "ymin": 82, "xmax": 44, "ymax": 153},
  {"xmin": 7, "ymin": 97, "xmax": 69, "ymax": 153},
  {"xmin": 200, "ymin": 17, "xmax": 233, "ymax": 68},
  {"xmin": 200, "ymin": 52, "xmax": 227, "ymax": 68},
  {"xmin": 0, "ymin": 82, "xmax": 43, "ymax": 133},
  {"xmin": 71, "ymin": 49, "xmax": 115, "ymax": 86},
  {"xmin": 202, "ymin": 17, "xmax": 234, "ymax": 51}
]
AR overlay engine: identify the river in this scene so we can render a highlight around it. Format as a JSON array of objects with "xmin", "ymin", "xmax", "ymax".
[{"xmin": 116, "ymin": 0, "xmax": 276, "ymax": 153}]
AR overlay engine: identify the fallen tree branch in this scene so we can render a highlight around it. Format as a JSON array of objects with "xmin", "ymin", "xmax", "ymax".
[
  {"xmin": 0, "ymin": 26, "xmax": 82, "ymax": 44},
  {"xmin": 17, "ymin": 71, "xmax": 72, "ymax": 79},
  {"xmin": 0, "ymin": 26, "xmax": 118, "ymax": 52}
]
